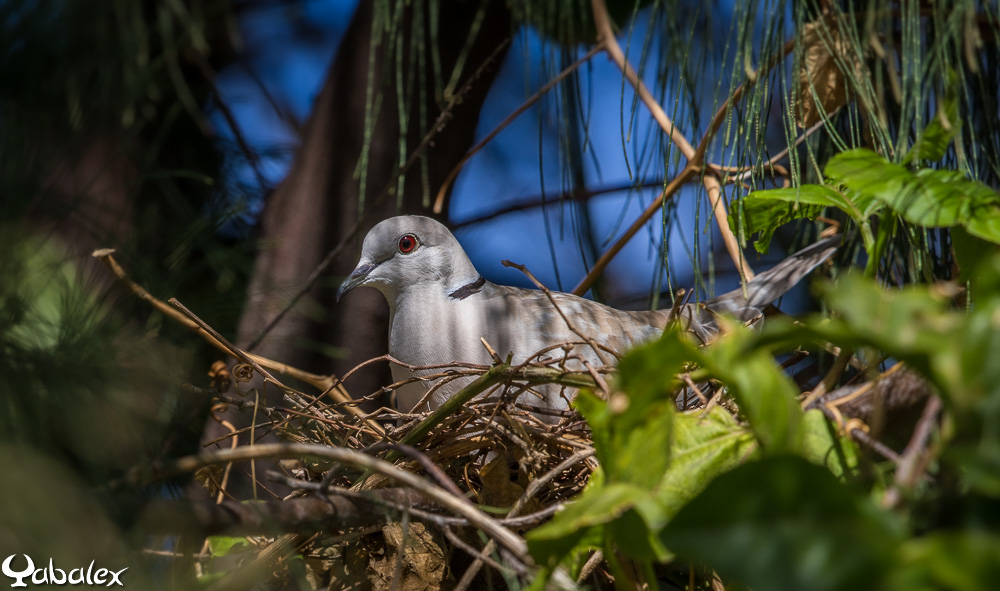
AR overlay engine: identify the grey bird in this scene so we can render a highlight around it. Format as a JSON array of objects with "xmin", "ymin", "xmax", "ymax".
[{"xmin": 337, "ymin": 216, "xmax": 838, "ymax": 413}]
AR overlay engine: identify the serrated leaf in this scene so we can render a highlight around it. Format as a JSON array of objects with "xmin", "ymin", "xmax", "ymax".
[
  {"xmin": 574, "ymin": 388, "xmax": 673, "ymax": 489},
  {"xmin": 749, "ymin": 185, "xmax": 856, "ymax": 216},
  {"xmin": 826, "ymin": 149, "xmax": 913, "ymax": 215},
  {"xmin": 826, "ymin": 148, "xmax": 1000, "ymax": 231},
  {"xmin": 576, "ymin": 332, "xmax": 685, "ymax": 486}
]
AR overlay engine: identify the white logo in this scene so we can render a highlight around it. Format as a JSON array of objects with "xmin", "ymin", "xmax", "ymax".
[{"xmin": 1, "ymin": 554, "xmax": 127, "ymax": 587}]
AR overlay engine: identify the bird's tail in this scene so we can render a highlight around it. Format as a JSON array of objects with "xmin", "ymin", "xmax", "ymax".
[{"xmin": 707, "ymin": 235, "xmax": 841, "ymax": 318}]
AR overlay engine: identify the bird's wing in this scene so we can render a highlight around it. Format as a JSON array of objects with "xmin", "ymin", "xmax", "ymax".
[{"xmin": 478, "ymin": 284, "xmax": 668, "ymax": 357}]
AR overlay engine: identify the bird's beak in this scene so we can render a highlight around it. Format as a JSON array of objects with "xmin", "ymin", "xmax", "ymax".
[{"xmin": 336, "ymin": 262, "xmax": 377, "ymax": 302}]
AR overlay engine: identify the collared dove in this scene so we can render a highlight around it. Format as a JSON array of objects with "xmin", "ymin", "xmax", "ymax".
[{"xmin": 338, "ymin": 215, "xmax": 838, "ymax": 413}]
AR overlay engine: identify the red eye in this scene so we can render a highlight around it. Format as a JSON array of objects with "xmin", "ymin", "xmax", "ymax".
[{"xmin": 398, "ymin": 234, "xmax": 418, "ymax": 254}]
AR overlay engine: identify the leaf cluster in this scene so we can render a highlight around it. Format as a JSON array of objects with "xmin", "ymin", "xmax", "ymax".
[{"xmin": 526, "ymin": 255, "xmax": 1000, "ymax": 589}]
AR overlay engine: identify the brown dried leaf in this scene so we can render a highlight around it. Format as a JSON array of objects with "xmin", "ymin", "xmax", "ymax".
[
  {"xmin": 797, "ymin": 18, "xmax": 865, "ymax": 127},
  {"xmin": 370, "ymin": 522, "xmax": 451, "ymax": 591}
]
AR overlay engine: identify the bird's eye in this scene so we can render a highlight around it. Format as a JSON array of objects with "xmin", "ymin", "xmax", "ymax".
[{"xmin": 398, "ymin": 234, "xmax": 418, "ymax": 254}]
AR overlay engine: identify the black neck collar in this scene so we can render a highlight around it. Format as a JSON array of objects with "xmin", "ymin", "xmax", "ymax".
[{"xmin": 449, "ymin": 276, "xmax": 486, "ymax": 300}]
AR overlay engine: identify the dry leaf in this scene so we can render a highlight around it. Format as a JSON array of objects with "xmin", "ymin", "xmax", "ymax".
[
  {"xmin": 370, "ymin": 522, "xmax": 451, "ymax": 591},
  {"xmin": 797, "ymin": 18, "xmax": 865, "ymax": 127}
]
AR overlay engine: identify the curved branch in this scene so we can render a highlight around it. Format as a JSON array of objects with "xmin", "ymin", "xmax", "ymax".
[{"xmin": 572, "ymin": 167, "xmax": 696, "ymax": 295}]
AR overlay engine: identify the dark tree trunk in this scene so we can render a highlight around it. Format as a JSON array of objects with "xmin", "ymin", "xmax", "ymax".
[{"xmin": 208, "ymin": 0, "xmax": 512, "ymax": 497}]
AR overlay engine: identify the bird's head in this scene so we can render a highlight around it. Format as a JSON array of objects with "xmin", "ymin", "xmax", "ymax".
[{"xmin": 337, "ymin": 216, "xmax": 481, "ymax": 302}]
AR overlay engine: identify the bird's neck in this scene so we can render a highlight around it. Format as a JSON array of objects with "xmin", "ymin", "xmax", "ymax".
[
  {"xmin": 386, "ymin": 258, "xmax": 483, "ymax": 315},
  {"xmin": 445, "ymin": 255, "xmax": 482, "ymax": 295}
]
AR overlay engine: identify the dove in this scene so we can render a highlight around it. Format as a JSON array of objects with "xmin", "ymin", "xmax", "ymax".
[{"xmin": 337, "ymin": 215, "xmax": 838, "ymax": 413}]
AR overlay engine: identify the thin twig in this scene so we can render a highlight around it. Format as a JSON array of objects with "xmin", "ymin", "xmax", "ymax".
[
  {"xmin": 573, "ymin": 13, "xmax": 800, "ymax": 296},
  {"xmin": 190, "ymin": 53, "xmax": 270, "ymax": 190},
  {"xmin": 800, "ymin": 348, "xmax": 852, "ymax": 409},
  {"xmin": 433, "ymin": 44, "xmax": 605, "ymax": 213},
  {"xmin": 578, "ymin": 550, "xmax": 605, "ymax": 584},
  {"xmin": 813, "ymin": 404, "xmax": 901, "ymax": 463},
  {"xmin": 90, "ymin": 249, "xmax": 371, "ymax": 424},
  {"xmin": 882, "ymin": 396, "xmax": 942, "ymax": 509},
  {"xmin": 272, "ymin": 473, "xmax": 561, "ymax": 530},
  {"xmin": 502, "ymin": 259, "xmax": 611, "ymax": 366},
  {"xmin": 452, "ymin": 179, "xmax": 686, "ymax": 229},
  {"xmin": 390, "ymin": 508, "xmax": 409, "ymax": 591},
  {"xmin": 364, "ymin": 443, "xmax": 466, "ymax": 498},
  {"xmin": 572, "ymin": 169, "xmax": 695, "ymax": 295},
  {"xmin": 456, "ymin": 448, "xmax": 596, "ymax": 588},
  {"xmin": 443, "ymin": 526, "xmax": 513, "ymax": 575}
]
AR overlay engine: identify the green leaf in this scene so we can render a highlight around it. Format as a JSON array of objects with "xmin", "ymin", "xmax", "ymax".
[
  {"xmin": 950, "ymin": 226, "xmax": 1000, "ymax": 284},
  {"xmin": 947, "ymin": 446, "xmax": 1000, "ymax": 498},
  {"xmin": 889, "ymin": 532, "xmax": 1000, "ymax": 591},
  {"xmin": 692, "ymin": 322, "xmax": 805, "ymax": 454},
  {"xmin": 826, "ymin": 148, "xmax": 1000, "ymax": 232},
  {"xmin": 3, "ymin": 233, "xmax": 103, "ymax": 351},
  {"xmin": 655, "ymin": 407, "xmax": 757, "ymax": 522},
  {"xmin": 660, "ymin": 456, "xmax": 902, "ymax": 591},
  {"xmin": 903, "ymin": 83, "xmax": 960, "ymax": 165},
  {"xmin": 616, "ymin": 330, "xmax": 688, "ymax": 419},
  {"xmin": 576, "ymin": 332, "xmax": 685, "ymax": 487},
  {"xmin": 731, "ymin": 188, "xmax": 826, "ymax": 253},
  {"xmin": 207, "ymin": 535, "xmax": 250, "ymax": 557},
  {"xmin": 814, "ymin": 273, "xmax": 956, "ymax": 383},
  {"xmin": 814, "ymin": 270, "xmax": 1000, "ymax": 413},
  {"xmin": 965, "ymin": 210, "xmax": 1000, "ymax": 244},
  {"xmin": 826, "ymin": 149, "xmax": 909, "ymax": 211},
  {"xmin": 895, "ymin": 168, "xmax": 976, "ymax": 227},
  {"xmin": 801, "ymin": 408, "xmax": 858, "ymax": 478},
  {"xmin": 749, "ymin": 185, "xmax": 858, "ymax": 217},
  {"xmin": 607, "ymin": 502, "xmax": 670, "ymax": 561},
  {"xmin": 826, "ymin": 149, "xmax": 964, "ymax": 227},
  {"xmin": 526, "ymin": 482, "xmax": 647, "ymax": 565}
]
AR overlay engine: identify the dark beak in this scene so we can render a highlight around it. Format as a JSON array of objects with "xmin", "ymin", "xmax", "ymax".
[{"xmin": 336, "ymin": 262, "xmax": 376, "ymax": 302}]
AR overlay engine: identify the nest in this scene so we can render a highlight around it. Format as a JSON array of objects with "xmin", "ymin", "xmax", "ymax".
[{"xmin": 195, "ymin": 349, "xmax": 609, "ymax": 590}]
